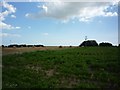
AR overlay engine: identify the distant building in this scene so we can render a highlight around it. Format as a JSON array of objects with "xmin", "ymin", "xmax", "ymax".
[{"xmin": 79, "ymin": 40, "xmax": 98, "ymax": 47}]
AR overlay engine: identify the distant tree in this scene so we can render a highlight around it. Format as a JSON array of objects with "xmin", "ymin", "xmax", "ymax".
[
  {"xmin": 4, "ymin": 46, "xmax": 8, "ymax": 47},
  {"xmin": 18, "ymin": 44, "xmax": 26, "ymax": 47},
  {"xmin": 79, "ymin": 40, "xmax": 98, "ymax": 47},
  {"xmin": 8, "ymin": 44, "xmax": 19, "ymax": 48},
  {"xmin": 34, "ymin": 45, "xmax": 44, "ymax": 47},
  {"xmin": 99, "ymin": 42, "xmax": 112, "ymax": 47},
  {"xmin": 2, "ymin": 45, "xmax": 4, "ymax": 47},
  {"xmin": 27, "ymin": 45, "xmax": 34, "ymax": 47},
  {"xmin": 59, "ymin": 46, "xmax": 62, "ymax": 48},
  {"xmin": 40, "ymin": 45, "xmax": 44, "ymax": 47},
  {"xmin": 21, "ymin": 44, "xmax": 26, "ymax": 47},
  {"xmin": 69, "ymin": 46, "xmax": 72, "ymax": 48}
]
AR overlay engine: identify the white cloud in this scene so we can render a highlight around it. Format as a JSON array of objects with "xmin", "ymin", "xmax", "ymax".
[
  {"xmin": 25, "ymin": 13, "xmax": 30, "ymax": 17},
  {"xmin": 79, "ymin": 17, "xmax": 91, "ymax": 22},
  {"xmin": 3, "ymin": 1, "xmax": 16, "ymax": 13},
  {"xmin": 0, "ymin": 1, "xmax": 20, "ymax": 30},
  {"xmin": 43, "ymin": 33, "xmax": 49, "ymax": 36},
  {"xmin": 15, "ymin": 27, "xmax": 21, "ymax": 29},
  {"xmin": 0, "ymin": 1, "xmax": 16, "ymax": 21},
  {"xmin": 26, "ymin": 2, "xmax": 118, "ymax": 22},
  {"xmin": 104, "ymin": 12, "xmax": 117, "ymax": 17},
  {"xmin": 11, "ymin": 15, "xmax": 16, "ymax": 18},
  {"xmin": 0, "ymin": 21, "xmax": 21, "ymax": 30},
  {"xmin": 28, "ymin": 26, "xmax": 31, "ymax": 29},
  {"xmin": 0, "ymin": 33, "xmax": 21, "ymax": 37},
  {"xmin": 38, "ymin": 4, "xmax": 48, "ymax": 13}
]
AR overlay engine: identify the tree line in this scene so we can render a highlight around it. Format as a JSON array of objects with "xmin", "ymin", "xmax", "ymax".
[
  {"xmin": 1, "ymin": 40, "xmax": 120, "ymax": 48},
  {"xmin": 2, "ymin": 44, "xmax": 44, "ymax": 48},
  {"xmin": 79, "ymin": 40, "xmax": 118, "ymax": 47}
]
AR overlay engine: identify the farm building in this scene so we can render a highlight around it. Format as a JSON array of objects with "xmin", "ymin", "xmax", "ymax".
[{"xmin": 79, "ymin": 40, "xmax": 98, "ymax": 47}]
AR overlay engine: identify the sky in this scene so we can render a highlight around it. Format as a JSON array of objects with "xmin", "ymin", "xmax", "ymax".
[{"xmin": 0, "ymin": 1, "xmax": 119, "ymax": 46}]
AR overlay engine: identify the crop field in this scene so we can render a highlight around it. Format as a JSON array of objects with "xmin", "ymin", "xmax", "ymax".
[
  {"xmin": 2, "ymin": 47, "xmax": 120, "ymax": 88},
  {"xmin": 2, "ymin": 46, "xmax": 71, "ymax": 55}
]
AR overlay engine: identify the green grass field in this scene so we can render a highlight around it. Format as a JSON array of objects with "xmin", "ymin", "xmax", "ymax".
[{"xmin": 2, "ymin": 47, "xmax": 120, "ymax": 88}]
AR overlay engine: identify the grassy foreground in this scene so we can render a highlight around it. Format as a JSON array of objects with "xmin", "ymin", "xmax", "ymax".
[{"xmin": 2, "ymin": 47, "xmax": 120, "ymax": 88}]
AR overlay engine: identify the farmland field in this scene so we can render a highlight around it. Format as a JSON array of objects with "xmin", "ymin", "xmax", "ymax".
[
  {"xmin": 2, "ymin": 46, "xmax": 71, "ymax": 55},
  {"xmin": 2, "ymin": 47, "xmax": 120, "ymax": 88}
]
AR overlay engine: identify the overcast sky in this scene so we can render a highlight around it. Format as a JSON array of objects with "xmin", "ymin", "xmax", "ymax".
[{"xmin": 0, "ymin": 1, "xmax": 118, "ymax": 46}]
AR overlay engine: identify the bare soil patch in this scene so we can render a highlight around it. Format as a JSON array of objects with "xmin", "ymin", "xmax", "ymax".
[{"xmin": 2, "ymin": 46, "xmax": 76, "ymax": 55}]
